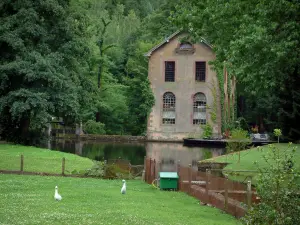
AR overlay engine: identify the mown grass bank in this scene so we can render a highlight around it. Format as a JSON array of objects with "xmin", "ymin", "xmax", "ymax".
[
  {"xmin": 0, "ymin": 174, "xmax": 241, "ymax": 225},
  {"xmin": 204, "ymin": 143, "xmax": 300, "ymax": 183},
  {"xmin": 0, "ymin": 144, "xmax": 93, "ymax": 174}
]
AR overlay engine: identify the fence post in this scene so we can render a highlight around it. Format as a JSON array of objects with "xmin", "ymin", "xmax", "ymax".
[
  {"xmin": 158, "ymin": 160, "xmax": 162, "ymax": 173},
  {"xmin": 157, "ymin": 160, "xmax": 161, "ymax": 177},
  {"xmin": 143, "ymin": 156, "xmax": 146, "ymax": 182},
  {"xmin": 188, "ymin": 164, "xmax": 192, "ymax": 194},
  {"xmin": 149, "ymin": 158, "xmax": 152, "ymax": 184},
  {"xmin": 153, "ymin": 159, "xmax": 156, "ymax": 182},
  {"xmin": 62, "ymin": 157, "xmax": 65, "ymax": 175},
  {"xmin": 224, "ymin": 175, "xmax": 229, "ymax": 210},
  {"xmin": 176, "ymin": 160, "xmax": 180, "ymax": 171},
  {"xmin": 177, "ymin": 160, "xmax": 180, "ymax": 191},
  {"xmin": 247, "ymin": 180, "xmax": 252, "ymax": 208},
  {"xmin": 20, "ymin": 154, "xmax": 24, "ymax": 172},
  {"xmin": 206, "ymin": 169, "xmax": 211, "ymax": 203}
]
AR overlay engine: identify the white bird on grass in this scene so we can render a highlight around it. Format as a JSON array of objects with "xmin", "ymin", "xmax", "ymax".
[
  {"xmin": 121, "ymin": 180, "xmax": 126, "ymax": 194},
  {"xmin": 54, "ymin": 186, "xmax": 62, "ymax": 201}
]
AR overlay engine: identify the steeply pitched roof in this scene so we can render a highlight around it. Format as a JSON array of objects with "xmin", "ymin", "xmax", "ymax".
[{"xmin": 144, "ymin": 30, "xmax": 212, "ymax": 57}]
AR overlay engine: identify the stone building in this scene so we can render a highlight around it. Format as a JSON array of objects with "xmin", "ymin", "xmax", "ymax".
[{"xmin": 145, "ymin": 31, "xmax": 222, "ymax": 141}]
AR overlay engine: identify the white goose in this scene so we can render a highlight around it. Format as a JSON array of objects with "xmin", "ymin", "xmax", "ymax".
[
  {"xmin": 121, "ymin": 180, "xmax": 126, "ymax": 194},
  {"xmin": 54, "ymin": 186, "xmax": 62, "ymax": 201}
]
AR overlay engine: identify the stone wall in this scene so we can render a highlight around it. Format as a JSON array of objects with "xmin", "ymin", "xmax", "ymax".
[{"xmin": 79, "ymin": 134, "xmax": 146, "ymax": 142}]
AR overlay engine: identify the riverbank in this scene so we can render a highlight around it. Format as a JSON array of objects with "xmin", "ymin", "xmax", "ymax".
[
  {"xmin": 202, "ymin": 143, "xmax": 300, "ymax": 183},
  {"xmin": 0, "ymin": 144, "xmax": 93, "ymax": 174}
]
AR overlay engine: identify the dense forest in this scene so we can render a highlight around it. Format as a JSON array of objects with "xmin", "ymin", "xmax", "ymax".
[{"xmin": 0, "ymin": 0, "xmax": 299, "ymax": 143}]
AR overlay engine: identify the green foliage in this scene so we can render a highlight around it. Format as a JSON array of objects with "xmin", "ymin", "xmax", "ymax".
[
  {"xmin": 203, "ymin": 149, "xmax": 213, "ymax": 160},
  {"xmin": 274, "ymin": 128, "xmax": 282, "ymax": 143},
  {"xmin": 226, "ymin": 128, "xmax": 251, "ymax": 162},
  {"xmin": 123, "ymin": 41, "xmax": 155, "ymax": 135},
  {"xmin": 0, "ymin": 0, "xmax": 97, "ymax": 144},
  {"xmin": 208, "ymin": 78, "xmax": 218, "ymax": 123},
  {"xmin": 84, "ymin": 161, "xmax": 132, "ymax": 179},
  {"xmin": 84, "ymin": 120, "xmax": 106, "ymax": 134},
  {"xmin": 83, "ymin": 161, "xmax": 106, "ymax": 177},
  {"xmin": 243, "ymin": 144, "xmax": 300, "ymax": 225},
  {"xmin": 173, "ymin": 0, "xmax": 300, "ymax": 140},
  {"xmin": 237, "ymin": 117, "xmax": 249, "ymax": 131},
  {"xmin": 68, "ymin": 0, "xmax": 157, "ymax": 136},
  {"xmin": 201, "ymin": 123, "xmax": 213, "ymax": 139}
]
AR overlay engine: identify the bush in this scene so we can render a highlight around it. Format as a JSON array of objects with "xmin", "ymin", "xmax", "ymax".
[
  {"xmin": 243, "ymin": 144, "xmax": 300, "ymax": 225},
  {"xmin": 84, "ymin": 120, "xmax": 106, "ymax": 134},
  {"xmin": 84, "ymin": 161, "xmax": 132, "ymax": 179},
  {"xmin": 237, "ymin": 117, "xmax": 249, "ymax": 131},
  {"xmin": 201, "ymin": 123, "xmax": 213, "ymax": 139},
  {"xmin": 226, "ymin": 128, "xmax": 251, "ymax": 163}
]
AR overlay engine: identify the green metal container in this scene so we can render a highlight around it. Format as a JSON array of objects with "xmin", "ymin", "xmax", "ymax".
[{"xmin": 159, "ymin": 172, "xmax": 179, "ymax": 190}]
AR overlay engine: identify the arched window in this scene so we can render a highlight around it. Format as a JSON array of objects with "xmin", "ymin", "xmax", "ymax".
[
  {"xmin": 193, "ymin": 93, "xmax": 206, "ymax": 125},
  {"xmin": 162, "ymin": 92, "xmax": 176, "ymax": 124},
  {"xmin": 175, "ymin": 42, "xmax": 195, "ymax": 54},
  {"xmin": 179, "ymin": 42, "xmax": 193, "ymax": 49}
]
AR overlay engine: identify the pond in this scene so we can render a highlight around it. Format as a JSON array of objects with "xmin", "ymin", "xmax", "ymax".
[{"xmin": 45, "ymin": 139, "xmax": 225, "ymax": 170}]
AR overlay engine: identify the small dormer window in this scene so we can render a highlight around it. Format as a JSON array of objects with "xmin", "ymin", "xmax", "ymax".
[
  {"xmin": 175, "ymin": 42, "xmax": 195, "ymax": 54},
  {"xmin": 179, "ymin": 43, "xmax": 193, "ymax": 49}
]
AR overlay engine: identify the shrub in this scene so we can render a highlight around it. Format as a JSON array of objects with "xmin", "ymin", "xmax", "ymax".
[
  {"xmin": 84, "ymin": 120, "xmax": 106, "ymax": 134},
  {"xmin": 84, "ymin": 161, "xmax": 132, "ymax": 179},
  {"xmin": 226, "ymin": 128, "xmax": 251, "ymax": 163},
  {"xmin": 237, "ymin": 117, "xmax": 249, "ymax": 131},
  {"xmin": 274, "ymin": 128, "xmax": 282, "ymax": 143},
  {"xmin": 243, "ymin": 144, "xmax": 300, "ymax": 225},
  {"xmin": 201, "ymin": 123, "xmax": 213, "ymax": 139}
]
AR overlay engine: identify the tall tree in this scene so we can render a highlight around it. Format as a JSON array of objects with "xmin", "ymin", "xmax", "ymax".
[
  {"xmin": 173, "ymin": 0, "xmax": 300, "ymax": 139},
  {"xmin": 0, "ymin": 0, "xmax": 93, "ymax": 143}
]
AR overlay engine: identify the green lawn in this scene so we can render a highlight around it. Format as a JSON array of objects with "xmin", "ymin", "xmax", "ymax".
[
  {"xmin": 0, "ymin": 174, "xmax": 240, "ymax": 225},
  {"xmin": 0, "ymin": 144, "xmax": 93, "ymax": 174},
  {"xmin": 204, "ymin": 143, "xmax": 300, "ymax": 183}
]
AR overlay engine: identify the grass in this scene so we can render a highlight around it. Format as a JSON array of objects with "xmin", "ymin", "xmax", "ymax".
[
  {"xmin": 0, "ymin": 174, "xmax": 241, "ymax": 225},
  {"xmin": 204, "ymin": 143, "xmax": 300, "ymax": 183},
  {"xmin": 0, "ymin": 144, "xmax": 93, "ymax": 174}
]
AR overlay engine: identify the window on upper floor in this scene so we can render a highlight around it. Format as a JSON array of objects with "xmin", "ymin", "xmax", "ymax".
[
  {"xmin": 193, "ymin": 93, "xmax": 206, "ymax": 125},
  {"xmin": 195, "ymin": 62, "xmax": 206, "ymax": 82},
  {"xmin": 175, "ymin": 42, "xmax": 195, "ymax": 54},
  {"xmin": 162, "ymin": 92, "xmax": 176, "ymax": 124},
  {"xmin": 165, "ymin": 61, "xmax": 175, "ymax": 82}
]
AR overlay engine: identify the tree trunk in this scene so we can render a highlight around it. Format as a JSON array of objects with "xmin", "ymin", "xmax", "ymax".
[
  {"xmin": 96, "ymin": 112, "xmax": 100, "ymax": 122},
  {"xmin": 20, "ymin": 118, "xmax": 30, "ymax": 144}
]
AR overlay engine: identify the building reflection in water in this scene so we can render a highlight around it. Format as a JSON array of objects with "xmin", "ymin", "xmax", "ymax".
[
  {"xmin": 44, "ymin": 139, "xmax": 225, "ymax": 168},
  {"xmin": 146, "ymin": 142, "xmax": 225, "ymax": 171}
]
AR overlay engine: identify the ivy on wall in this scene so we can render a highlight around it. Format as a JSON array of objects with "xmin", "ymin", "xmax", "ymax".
[
  {"xmin": 210, "ymin": 61, "xmax": 236, "ymax": 133},
  {"xmin": 207, "ymin": 78, "xmax": 218, "ymax": 123}
]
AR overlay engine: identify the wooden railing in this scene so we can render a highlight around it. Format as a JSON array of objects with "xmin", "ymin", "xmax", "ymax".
[{"xmin": 144, "ymin": 157, "xmax": 259, "ymax": 218}]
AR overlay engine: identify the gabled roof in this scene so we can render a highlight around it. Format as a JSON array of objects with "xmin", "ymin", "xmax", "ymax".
[{"xmin": 144, "ymin": 30, "xmax": 213, "ymax": 57}]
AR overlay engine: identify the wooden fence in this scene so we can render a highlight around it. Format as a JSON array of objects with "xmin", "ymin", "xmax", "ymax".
[
  {"xmin": 144, "ymin": 157, "xmax": 260, "ymax": 218},
  {"xmin": 1, "ymin": 155, "xmax": 144, "ymax": 178},
  {"xmin": 0, "ymin": 154, "xmax": 68, "ymax": 176}
]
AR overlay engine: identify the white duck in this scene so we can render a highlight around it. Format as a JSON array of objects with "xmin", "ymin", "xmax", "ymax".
[
  {"xmin": 54, "ymin": 186, "xmax": 62, "ymax": 201},
  {"xmin": 121, "ymin": 180, "xmax": 126, "ymax": 194}
]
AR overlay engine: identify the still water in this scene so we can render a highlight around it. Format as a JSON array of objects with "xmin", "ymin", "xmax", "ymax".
[{"xmin": 46, "ymin": 139, "xmax": 225, "ymax": 170}]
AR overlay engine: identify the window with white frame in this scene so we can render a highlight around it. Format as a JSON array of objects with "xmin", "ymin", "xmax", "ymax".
[
  {"xmin": 162, "ymin": 92, "xmax": 176, "ymax": 124},
  {"xmin": 193, "ymin": 93, "xmax": 206, "ymax": 125}
]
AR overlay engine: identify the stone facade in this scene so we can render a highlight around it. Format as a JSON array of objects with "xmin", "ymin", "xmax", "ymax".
[{"xmin": 146, "ymin": 32, "xmax": 222, "ymax": 141}]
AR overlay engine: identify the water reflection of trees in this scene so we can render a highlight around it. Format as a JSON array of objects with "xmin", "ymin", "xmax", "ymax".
[{"xmin": 48, "ymin": 140, "xmax": 146, "ymax": 165}]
